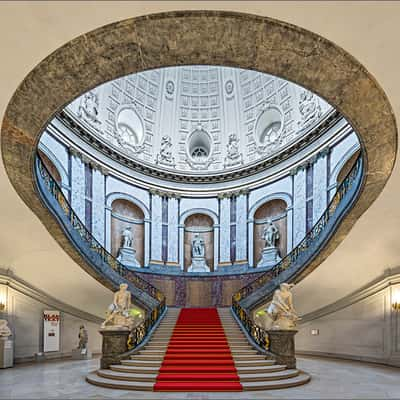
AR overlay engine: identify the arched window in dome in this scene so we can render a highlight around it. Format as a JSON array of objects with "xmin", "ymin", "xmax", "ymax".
[
  {"xmin": 187, "ymin": 125, "xmax": 213, "ymax": 168},
  {"xmin": 191, "ymin": 147, "xmax": 208, "ymax": 159},
  {"xmin": 115, "ymin": 106, "xmax": 145, "ymax": 151}
]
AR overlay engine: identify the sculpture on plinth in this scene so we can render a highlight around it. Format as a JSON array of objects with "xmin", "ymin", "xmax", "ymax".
[
  {"xmin": 266, "ymin": 283, "xmax": 300, "ymax": 330},
  {"xmin": 117, "ymin": 226, "xmax": 140, "ymax": 269},
  {"xmin": 0, "ymin": 320, "xmax": 11, "ymax": 337},
  {"xmin": 101, "ymin": 283, "xmax": 135, "ymax": 330},
  {"xmin": 156, "ymin": 135, "xmax": 175, "ymax": 167},
  {"xmin": 224, "ymin": 133, "xmax": 243, "ymax": 168},
  {"xmin": 188, "ymin": 233, "xmax": 210, "ymax": 272},
  {"xmin": 257, "ymin": 218, "xmax": 282, "ymax": 268},
  {"xmin": 72, "ymin": 324, "xmax": 91, "ymax": 359},
  {"xmin": 77, "ymin": 91, "xmax": 101, "ymax": 129}
]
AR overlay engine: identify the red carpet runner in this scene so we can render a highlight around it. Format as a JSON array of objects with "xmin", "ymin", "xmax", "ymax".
[{"xmin": 154, "ymin": 308, "xmax": 243, "ymax": 392}]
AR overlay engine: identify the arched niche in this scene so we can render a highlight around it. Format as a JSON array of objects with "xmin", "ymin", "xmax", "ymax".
[
  {"xmin": 38, "ymin": 149, "xmax": 62, "ymax": 185},
  {"xmin": 111, "ymin": 199, "xmax": 145, "ymax": 267},
  {"xmin": 184, "ymin": 213, "xmax": 214, "ymax": 272},
  {"xmin": 253, "ymin": 199, "xmax": 287, "ymax": 266}
]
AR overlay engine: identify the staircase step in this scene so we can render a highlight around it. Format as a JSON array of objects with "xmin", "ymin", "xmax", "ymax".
[
  {"xmin": 239, "ymin": 369, "xmax": 299, "ymax": 382},
  {"xmin": 110, "ymin": 365, "xmax": 159, "ymax": 374},
  {"xmin": 123, "ymin": 359, "xmax": 162, "ymax": 367},
  {"xmin": 86, "ymin": 372, "xmax": 154, "ymax": 391},
  {"xmin": 97, "ymin": 369, "xmax": 157, "ymax": 382},
  {"xmin": 242, "ymin": 372, "xmax": 311, "ymax": 390},
  {"xmin": 237, "ymin": 364, "xmax": 286, "ymax": 374},
  {"xmin": 235, "ymin": 359, "xmax": 275, "ymax": 367}
]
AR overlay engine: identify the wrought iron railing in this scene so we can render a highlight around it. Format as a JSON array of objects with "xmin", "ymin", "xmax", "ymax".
[
  {"xmin": 36, "ymin": 153, "xmax": 166, "ymax": 348},
  {"xmin": 232, "ymin": 154, "xmax": 363, "ymax": 350}
]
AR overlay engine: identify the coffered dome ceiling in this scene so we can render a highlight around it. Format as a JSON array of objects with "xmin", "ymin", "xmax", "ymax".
[{"xmin": 62, "ymin": 65, "xmax": 334, "ymax": 182}]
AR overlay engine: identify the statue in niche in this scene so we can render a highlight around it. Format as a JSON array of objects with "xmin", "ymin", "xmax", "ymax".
[
  {"xmin": 262, "ymin": 218, "xmax": 280, "ymax": 248},
  {"xmin": 224, "ymin": 133, "xmax": 243, "ymax": 168},
  {"xmin": 77, "ymin": 325, "xmax": 88, "ymax": 350},
  {"xmin": 77, "ymin": 91, "xmax": 101, "ymax": 128},
  {"xmin": 298, "ymin": 90, "xmax": 322, "ymax": 128},
  {"xmin": 266, "ymin": 283, "xmax": 300, "ymax": 330},
  {"xmin": 156, "ymin": 135, "xmax": 175, "ymax": 166},
  {"xmin": 192, "ymin": 233, "xmax": 205, "ymax": 258},
  {"xmin": 101, "ymin": 283, "xmax": 135, "ymax": 329},
  {"xmin": 121, "ymin": 226, "xmax": 134, "ymax": 249},
  {"xmin": 0, "ymin": 320, "xmax": 11, "ymax": 337}
]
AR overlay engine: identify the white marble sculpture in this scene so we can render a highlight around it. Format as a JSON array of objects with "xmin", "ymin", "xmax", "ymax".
[
  {"xmin": 0, "ymin": 320, "xmax": 11, "ymax": 337},
  {"xmin": 188, "ymin": 233, "xmax": 210, "ymax": 272},
  {"xmin": 257, "ymin": 218, "xmax": 282, "ymax": 268},
  {"xmin": 298, "ymin": 90, "xmax": 322, "ymax": 128},
  {"xmin": 77, "ymin": 325, "xmax": 88, "ymax": 350},
  {"xmin": 156, "ymin": 135, "xmax": 175, "ymax": 166},
  {"xmin": 224, "ymin": 133, "xmax": 243, "ymax": 168},
  {"xmin": 117, "ymin": 226, "xmax": 140, "ymax": 269},
  {"xmin": 77, "ymin": 91, "xmax": 101, "ymax": 128},
  {"xmin": 266, "ymin": 283, "xmax": 300, "ymax": 330},
  {"xmin": 101, "ymin": 283, "xmax": 135, "ymax": 330}
]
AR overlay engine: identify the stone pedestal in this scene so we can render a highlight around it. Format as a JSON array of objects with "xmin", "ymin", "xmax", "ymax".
[
  {"xmin": 188, "ymin": 256, "xmax": 210, "ymax": 272},
  {"xmin": 267, "ymin": 330, "xmax": 297, "ymax": 369},
  {"xmin": 117, "ymin": 247, "xmax": 140, "ymax": 269},
  {"xmin": 0, "ymin": 338, "xmax": 13, "ymax": 368},
  {"xmin": 257, "ymin": 247, "xmax": 281, "ymax": 269},
  {"xmin": 71, "ymin": 348, "xmax": 92, "ymax": 360},
  {"xmin": 99, "ymin": 329, "xmax": 130, "ymax": 369}
]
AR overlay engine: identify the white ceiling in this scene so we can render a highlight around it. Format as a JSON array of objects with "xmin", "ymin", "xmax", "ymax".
[{"xmin": 0, "ymin": 1, "xmax": 399, "ymax": 317}]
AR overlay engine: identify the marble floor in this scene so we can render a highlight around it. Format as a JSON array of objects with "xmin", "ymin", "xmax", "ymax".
[{"xmin": 0, "ymin": 355, "xmax": 399, "ymax": 399}]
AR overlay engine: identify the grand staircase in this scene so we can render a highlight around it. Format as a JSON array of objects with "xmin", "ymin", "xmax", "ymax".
[{"xmin": 87, "ymin": 307, "xmax": 310, "ymax": 391}]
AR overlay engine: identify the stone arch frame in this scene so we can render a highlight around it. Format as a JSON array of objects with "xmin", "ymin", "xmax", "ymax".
[
  {"xmin": 248, "ymin": 192, "xmax": 292, "ymax": 268},
  {"xmin": 1, "ymin": 10, "xmax": 396, "ymax": 290},
  {"xmin": 179, "ymin": 208, "xmax": 219, "ymax": 271},
  {"xmin": 105, "ymin": 192, "xmax": 150, "ymax": 267}
]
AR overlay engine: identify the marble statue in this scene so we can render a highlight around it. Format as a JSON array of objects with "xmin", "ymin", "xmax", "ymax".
[
  {"xmin": 0, "ymin": 320, "xmax": 11, "ymax": 337},
  {"xmin": 117, "ymin": 226, "xmax": 140, "ymax": 269},
  {"xmin": 298, "ymin": 90, "xmax": 322, "ymax": 128},
  {"xmin": 257, "ymin": 218, "xmax": 281, "ymax": 268},
  {"xmin": 188, "ymin": 233, "xmax": 210, "ymax": 272},
  {"xmin": 77, "ymin": 91, "xmax": 101, "ymax": 127},
  {"xmin": 156, "ymin": 135, "xmax": 175, "ymax": 166},
  {"xmin": 101, "ymin": 283, "xmax": 135, "ymax": 330},
  {"xmin": 262, "ymin": 218, "xmax": 280, "ymax": 248},
  {"xmin": 224, "ymin": 133, "xmax": 243, "ymax": 167},
  {"xmin": 192, "ymin": 233, "xmax": 205, "ymax": 257},
  {"xmin": 121, "ymin": 226, "xmax": 133, "ymax": 248},
  {"xmin": 266, "ymin": 283, "xmax": 300, "ymax": 330},
  {"xmin": 77, "ymin": 325, "xmax": 88, "ymax": 350}
]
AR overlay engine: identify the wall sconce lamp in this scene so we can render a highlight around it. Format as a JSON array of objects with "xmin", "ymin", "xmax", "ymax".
[
  {"xmin": 0, "ymin": 302, "xmax": 5, "ymax": 311},
  {"xmin": 392, "ymin": 289, "xmax": 400, "ymax": 312}
]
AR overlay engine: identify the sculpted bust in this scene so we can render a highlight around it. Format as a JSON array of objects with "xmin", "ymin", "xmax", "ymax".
[
  {"xmin": 0, "ymin": 320, "xmax": 11, "ymax": 337},
  {"xmin": 266, "ymin": 283, "xmax": 300, "ymax": 330}
]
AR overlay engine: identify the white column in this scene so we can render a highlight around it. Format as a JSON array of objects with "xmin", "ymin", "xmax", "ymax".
[
  {"xmin": 91, "ymin": 169, "xmax": 105, "ymax": 245},
  {"xmin": 286, "ymin": 207, "xmax": 293, "ymax": 253},
  {"xmin": 167, "ymin": 197, "xmax": 179, "ymax": 264},
  {"xmin": 213, "ymin": 225, "xmax": 220, "ymax": 271},
  {"xmin": 219, "ymin": 197, "xmax": 231, "ymax": 265},
  {"xmin": 313, "ymin": 154, "xmax": 328, "ymax": 223},
  {"xmin": 105, "ymin": 206, "xmax": 112, "ymax": 253},
  {"xmin": 70, "ymin": 153, "xmax": 85, "ymax": 222},
  {"xmin": 235, "ymin": 194, "xmax": 247, "ymax": 262},
  {"xmin": 248, "ymin": 219, "xmax": 255, "ymax": 267},
  {"xmin": 293, "ymin": 168, "xmax": 307, "ymax": 247},
  {"xmin": 150, "ymin": 193, "xmax": 163, "ymax": 263},
  {"xmin": 179, "ymin": 225, "xmax": 185, "ymax": 271},
  {"xmin": 144, "ymin": 220, "xmax": 150, "ymax": 267}
]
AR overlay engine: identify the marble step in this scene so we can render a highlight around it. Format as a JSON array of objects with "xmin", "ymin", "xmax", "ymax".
[
  {"xmin": 131, "ymin": 354, "xmax": 165, "ymax": 361},
  {"xmin": 242, "ymin": 372, "xmax": 311, "ymax": 390},
  {"xmin": 110, "ymin": 364, "xmax": 159, "ymax": 374},
  {"xmin": 237, "ymin": 364, "xmax": 287, "ymax": 374},
  {"xmin": 235, "ymin": 359, "xmax": 275, "ymax": 367},
  {"xmin": 230, "ymin": 354, "xmax": 266, "ymax": 361},
  {"xmin": 97, "ymin": 369, "xmax": 157, "ymax": 382},
  {"xmin": 86, "ymin": 373, "xmax": 154, "ymax": 391},
  {"xmin": 123, "ymin": 359, "xmax": 162, "ymax": 367},
  {"xmin": 239, "ymin": 369, "xmax": 299, "ymax": 382}
]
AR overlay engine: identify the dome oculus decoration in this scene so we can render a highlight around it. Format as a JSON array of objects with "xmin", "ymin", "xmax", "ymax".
[{"xmin": 64, "ymin": 65, "xmax": 333, "ymax": 179}]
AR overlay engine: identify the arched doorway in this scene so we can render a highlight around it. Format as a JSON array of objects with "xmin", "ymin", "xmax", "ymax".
[
  {"xmin": 253, "ymin": 199, "xmax": 287, "ymax": 266},
  {"xmin": 111, "ymin": 199, "xmax": 145, "ymax": 267},
  {"xmin": 184, "ymin": 213, "xmax": 214, "ymax": 272}
]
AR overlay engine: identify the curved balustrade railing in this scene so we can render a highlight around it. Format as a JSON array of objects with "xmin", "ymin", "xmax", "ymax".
[
  {"xmin": 35, "ymin": 153, "xmax": 166, "ymax": 350},
  {"xmin": 232, "ymin": 154, "xmax": 363, "ymax": 350}
]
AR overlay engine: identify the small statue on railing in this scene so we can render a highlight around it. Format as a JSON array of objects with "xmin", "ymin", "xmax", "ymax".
[
  {"xmin": 101, "ymin": 283, "xmax": 136, "ymax": 330},
  {"xmin": 266, "ymin": 283, "xmax": 300, "ymax": 330}
]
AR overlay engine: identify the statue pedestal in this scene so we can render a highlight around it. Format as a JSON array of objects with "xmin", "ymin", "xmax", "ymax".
[
  {"xmin": 267, "ymin": 330, "xmax": 297, "ymax": 369},
  {"xmin": 0, "ymin": 338, "xmax": 13, "ymax": 368},
  {"xmin": 257, "ymin": 247, "xmax": 281, "ymax": 269},
  {"xmin": 188, "ymin": 256, "xmax": 210, "ymax": 273},
  {"xmin": 71, "ymin": 348, "xmax": 92, "ymax": 360},
  {"xmin": 99, "ymin": 328, "xmax": 130, "ymax": 369},
  {"xmin": 117, "ymin": 247, "xmax": 140, "ymax": 269}
]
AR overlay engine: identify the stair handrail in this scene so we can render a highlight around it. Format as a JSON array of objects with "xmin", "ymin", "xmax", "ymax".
[
  {"xmin": 35, "ymin": 153, "xmax": 166, "ymax": 348},
  {"xmin": 232, "ymin": 154, "xmax": 363, "ymax": 349}
]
